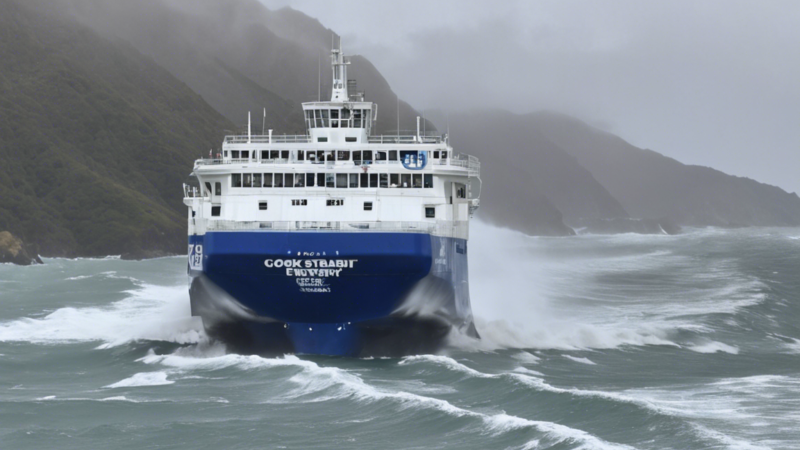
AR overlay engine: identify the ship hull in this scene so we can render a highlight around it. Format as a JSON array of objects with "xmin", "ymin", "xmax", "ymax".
[{"xmin": 188, "ymin": 232, "xmax": 476, "ymax": 356}]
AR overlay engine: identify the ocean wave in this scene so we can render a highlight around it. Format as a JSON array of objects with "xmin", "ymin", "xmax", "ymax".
[
  {"xmin": 141, "ymin": 350, "xmax": 631, "ymax": 449},
  {"xmin": 562, "ymin": 355, "xmax": 597, "ymax": 365},
  {"xmin": 105, "ymin": 371, "xmax": 175, "ymax": 388},
  {"xmin": 687, "ymin": 340, "xmax": 740, "ymax": 354},
  {"xmin": 0, "ymin": 282, "xmax": 205, "ymax": 347}
]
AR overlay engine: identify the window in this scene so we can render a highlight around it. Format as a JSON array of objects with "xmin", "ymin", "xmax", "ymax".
[
  {"xmin": 433, "ymin": 151, "xmax": 440, "ymax": 159},
  {"xmin": 376, "ymin": 151, "xmax": 387, "ymax": 161},
  {"xmin": 232, "ymin": 174, "xmax": 242, "ymax": 188},
  {"xmin": 315, "ymin": 109, "xmax": 323, "ymax": 128},
  {"xmin": 349, "ymin": 174, "xmax": 359, "ymax": 188},
  {"xmin": 353, "ymin": 151, "xmax": 362, "ymax": 165},
  {"xmin": 345, "ymin": 137, "xmax": 357, "ymax": 142},
  {"xmin": 327, "ymin": 199, "xmax": 344, "ymax": 206},
  {"xmin": 337, "ymin": 150, "xmax": 350, "ymax": 161},
  {"xmin": 298, "ymin": 150, "xmax": 305, "ymax": 161},
  {"xmin": 441, "ymin": 151, "xmax": 448, "ymax": 159},
  {"xmin": 369, "ymin": 173, "xmax": 378, "ymax": 188},
  {"xmin": 364, "ymin": 202, "xmax": 373, "ymax": 211},
  {"xmin": 285, "ymin": 173, "xmax": 294, "ymax": 188},
  {"xmin": 326, "ymin": 173, "xmax": 335, "ymax": 188},
  {"xmin": 204, "ymin": 182, "xmax": 212, "ymax": 196},
  {"xmin": 253, "ymin": 173, "xmax": 262, "ymax": 187},
  {"xmin": 232, "ymin": 150, "xmax": 240, "ymax": 159},
  {"xmin": 274, "ymin": 174, "xmax": 284, "ymax": 188},
  {"xmin": 353, "ymin": 109, "xmax": 362, "ymax": 128},
  {"xmin": 243, "ymin": 174, "xmax": 252, "ymax": 188},
  {"xmin": 457, "ymin": 186, "xmax": 467, "ymax": 198},
  {"xmin": 390, "ymin": 174, "xmax": 399, "ymax": 187},
  {"xmin": 321, "ymin": 109, "xmax": 329, "ymax": 127},
  {"xmin": 281, "ymin": 150, "xmax": 289, "ymax": 160},
  {"xmin": 306, "ymin": 173, "xmax": 315, "ymax": 187},
  {"xmin": 363, "ymin": 150, "xmax": 373, "ymax": 163},
  {"xmin": 318, "ymin": 137, "xmax": 328, "ymax": 143},
  {"xmin": 270, "ymin": 150, "xmax": 279, "ymax": 160},
  {"xmin": 389, "ymin": 150, "xmax": 398, "ymax": 161},
  {"xmin": 212, "ymin": 206, "xmax": 221, "ymax": 216},
  {"xmin": 401, "ymin": 174, "xmax": 411, "ymax": 188},
  {"xmin": 261, "ymin": 150, "xmax": 269, "ymax": 160},
  {"xmin": 294, "ymin": 174, "xmax": 305, "ymax": 187},
  {"xmin": 424, "ymin": 174, "xmax": 433, "ymax": 188},
  {"xmin": 413, "ymin": 174, "xmax": 423, "ymax": 188},
  {"xmin": 263, "ymin": 173, "xmax": 273, "ymax": 187},
  {"xmin": 380, "ymin": 173, "xmax": 388, "ymax": 188},
  {"xmin": 317, "ymin": 173, "xmax": 325, "ymax": 187},
  {"xmin": 215, "ymin": 182, "xmax": 221, "ymax": 195},
  {"xmin": 292, "ymin": 199, "xmax": 308, "ymax": 206},
  {"xmin": 426, "ymin": 207, "xmax": 436, "ymax": 218},
  {"xmin": 331, "ymin": 109, "xmax": 339, "ymax": 128},
  {"xmin": 241, "ymin": 151, "xmax": 249, "ymax": 160},
  {"xmin": 259, "ymin": 201, "xmax": 267, "ymax": 210},
  {"xmin": 336, "ymin": 173, "xmax": 348, "ymax": 188},
  {"xmin": 325, "ymin": 151, "xmax": 335, "ymax": 162},
  {"xmin": 224, "ymin": 151, "xmax": 228, "ymax": 158},
  {"xmin": 360, "ymin": 173, "xmax": 368, "ymax": 188}
]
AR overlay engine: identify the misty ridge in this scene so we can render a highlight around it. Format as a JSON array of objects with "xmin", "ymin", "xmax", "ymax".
[{"xmin": 2, "ymin": 0, "xmax": 800, "ymax": 260}]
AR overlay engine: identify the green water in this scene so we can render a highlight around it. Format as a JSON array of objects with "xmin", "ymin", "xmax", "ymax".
[{"xmin": 1, "ymin": 224, "xmax": 798, "ymax": 449}]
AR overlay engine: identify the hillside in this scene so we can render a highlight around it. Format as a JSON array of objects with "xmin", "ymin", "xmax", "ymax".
[
  {"xmin": 445, "ymin": 111, "xmax": 627, "ymax": 233},
  {"xmin": 0, "ymin": 0, "xmax": 232, "ymax": 257},
  {"xmin": 43, "ymin": 0, "xmax": 433, "ymax": 134},
  {"xmin": 528, "ymin": 112, "xmax": 800, "ymax": 227}
]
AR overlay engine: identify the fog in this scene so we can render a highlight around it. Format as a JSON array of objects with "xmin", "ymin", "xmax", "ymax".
[{"xmin": 262, "ymin": 0, "xmax": 800, "ymax": 194}]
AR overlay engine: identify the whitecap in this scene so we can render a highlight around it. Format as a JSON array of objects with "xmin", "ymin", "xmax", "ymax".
[
  {"xmin": 106, "ymin": 371, "xmax": 174, "ymax": 388},
  {"xmin": 688, "ymin": 341, "xmax": 739, "ymax": 354},
  {"xmin": 562, "ymin": 355, "xmax": 597, "ymax": 365}
]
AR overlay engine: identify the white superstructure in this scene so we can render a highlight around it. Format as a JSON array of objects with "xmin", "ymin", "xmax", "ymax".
[{"xmin": 184, "ymin": 44, "xmax": 481, "ymax": 240}]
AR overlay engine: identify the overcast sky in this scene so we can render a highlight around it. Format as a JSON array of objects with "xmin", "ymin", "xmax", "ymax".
[{"xmin": 262, "ymin": 0, "xmax": 800, "ymax": 194}]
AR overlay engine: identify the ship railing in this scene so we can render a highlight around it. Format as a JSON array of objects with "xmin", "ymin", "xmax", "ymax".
[
  {"xmin": 224, "ymin": 135, "xmax": 311, "ymax": 144},
  {"xmin": 367, "ymin": 134, "xmax": 444, "ymax": 144},
  {"xmin": 204, "ymin": 220, "xmax": 469, "ymax": 239},
  {"xmin": 182, "ymin": 183, "xmax": 201, "ymax": 198},
  {"xmin": 449, "ymin": 154, "xmax": 481, "ymax": 177}
]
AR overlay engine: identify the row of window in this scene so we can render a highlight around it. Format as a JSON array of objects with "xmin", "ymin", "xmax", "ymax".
[
  {"xmin": 304, "ymin": 108, "xmax": 370, "ymax": 129},
  {"xmin": 232, "ymin": 173, "xmax": 434, "ymax": 189},
  {"xmin": 211, "ymin": 202, "xmax": 436, "ymax": 218},
  {"xmin": 226, "ymin": 149, "xmax": 448, "ymax": 162}
]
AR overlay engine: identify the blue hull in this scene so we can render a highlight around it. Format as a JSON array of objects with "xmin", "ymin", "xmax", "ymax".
[{"xmin": 188, "ymin": 232, "xmax": 476, "ymax": 356}]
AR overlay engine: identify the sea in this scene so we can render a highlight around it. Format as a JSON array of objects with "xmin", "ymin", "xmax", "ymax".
[{"xmin": 1, "ymin": 223, "xmax": 799, "ymax": 449}]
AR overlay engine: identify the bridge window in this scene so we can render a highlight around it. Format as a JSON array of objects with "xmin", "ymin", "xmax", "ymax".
[
  {"xmin": 390, "ymin": 174, "xmax": 399, "ymax": 187},
  {"xmin": 327, "ymin": 199, "xmax": 344, "ymax": 206},
  {"xmin": 253, "ymin": 174, "xmax": 262, "ymax": 187},
  {"xmin": 369, "ymin": 173, "xmax": 378, "ymax": 188},
  {"xmin": 232, "ymin": 174, "xmax": 242, "ymax": 188},
  {"xmin": 204, "ymin": 182, "xmax": 212, "ymax": 196},
  {"xmin": 294, "ymin": 174, "xmax": 305, "ymax": 187},
  {"xmin": 353, "ymin": 109, "xmax": 362, "ymax": 128},
  {"xmin": 401, "ymin": 174, "xmax": 411, "ymax": 188},
  {"xmin": 243, "ymin": 174, "xmax": 252, "ymax": 188},
  {"xmin": 298, "ymin": 150, "xmax": 305, "ymax": 161},
  {"xmin": 241, "ymin": 151, "xmax": 249, "ymax": 160},
  {"xmin": 360, "ymin": 173, "xmax": 368, "ymax": 188},
  {"xmin": 261, "ymin": 150, "xmax": 269, "ymax": 160},
  {"xmin": 274, "ymin": 174, "xmax": 284, "ymax": 188},
  {"xmin": 457, "ymin": 186, "xmax": 466, "ymax": 198},
  {"xmin": 341, "ymin": 108, "xmax": 350, "ymax": 127},
  {"xmin": 321, "ymin": 109, "xmax": 329, "ymax": 127},
  {"xmin": 413, "ymin": 174, "xmax": 422, "ymax": 188},
  {"xmin": 259, "ymin": 201, "xmax": 267, "ymax": 210},
  {"xmin": 349, "ymin": 174, "xmax": 359, "ymax": 188},
  {"xmin": 317, "ymin": 173, "xmax": 325, "ymax": 187},
  {"xmin": 424, "ymin": 174, "xmax": 433, "ymax": 188},
  {"xmin": 337, "ymin": 150, "xmax": 350, "ymax": 161},
  {"xmin": 281, "ymin": 150, "xmax": 289, "ymax": 160},
  {"xmin": 433, "ymin": 151, "xmax": 440, "ymax": 159},
  {"xmin": 380, "ymin": 174, "xmax": 388, "ymax": 188},
  {"xmin": 212, "ymin": 206, "xmax": 221, "ymax": 216},
  {"xmin": 336, "ymin": 173, "xmax": 348, "ymax": 188},
  {"xmin": 364, "ymin": 202, "xmax": 373, "ymax": 211},
  {"xmin": 215, "ymin": 182, "xmax": 221, "ymax": 195},
  {"xmin": 441, "ymin": 151, "xmax": 448, "ymax": 159},
  {"xmin": 331, "ymin": 109, "xmax": 339, "ymax": 128},
  {"xmin": 232, "ymin": 150, "xmax": 240, "ymax": 159},
  {"xmin": 326, "ymin": 173, "xmax": 335, "ymax": 188},
  {"xmin": 389, "ymin": 150, "xmax": 398, "ymax": 161},
  {"xmin": 263, "ymin": 173, "xmax": 272, "ymax": 187},
  {"xmin": 285, "ymin": 173, "xmax": 294, "ymax": 187},
  {"xmin": 376, "ymin": 151, "xmax": 387, "ymax": 161},
  {"xmin": 353, "ymin": 151, "xmax": 362, "ymax": 165},
  {"xmin": 269, "ymin": 150, "xmax": 278, "ymax": 159},
  {"xmin": 363, "ymin": 150, "xmax": 373, "ymax": 163}
]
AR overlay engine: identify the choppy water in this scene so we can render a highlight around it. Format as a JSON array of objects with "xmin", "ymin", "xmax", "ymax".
[{"xmin": 1, "ymin": 224, "xmax": 799, "ymax": 449}]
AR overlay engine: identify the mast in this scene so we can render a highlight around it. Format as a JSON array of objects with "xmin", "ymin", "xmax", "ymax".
[{"xmin": 330, "ymin": 38, "xmax": 349, "ymax": 101}]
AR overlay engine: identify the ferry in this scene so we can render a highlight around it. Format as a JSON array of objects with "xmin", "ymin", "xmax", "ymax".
[{"xmin": 183, "ymin": 44, "xmax": 481, "ymax": 356}]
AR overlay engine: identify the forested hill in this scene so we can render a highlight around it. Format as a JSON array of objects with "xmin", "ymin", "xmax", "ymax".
[{"xmin": 0, "ymin": 0, "xmax": 232, "ymax": 257}]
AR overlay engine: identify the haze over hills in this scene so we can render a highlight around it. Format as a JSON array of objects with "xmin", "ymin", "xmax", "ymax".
[{"xmin": 2, "ymin": 0, "xmax": 800, "ymax": 259}]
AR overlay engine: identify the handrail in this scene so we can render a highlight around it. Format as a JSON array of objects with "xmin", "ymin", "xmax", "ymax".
[{"xmin": 203, "ymin": 220, "xmax": 469, "ymax": 239}]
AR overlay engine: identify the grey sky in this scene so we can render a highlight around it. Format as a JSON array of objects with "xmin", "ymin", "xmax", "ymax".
[{"xmin": 262, "ymin": 0, "xmax": 800, "ymax": 194}]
